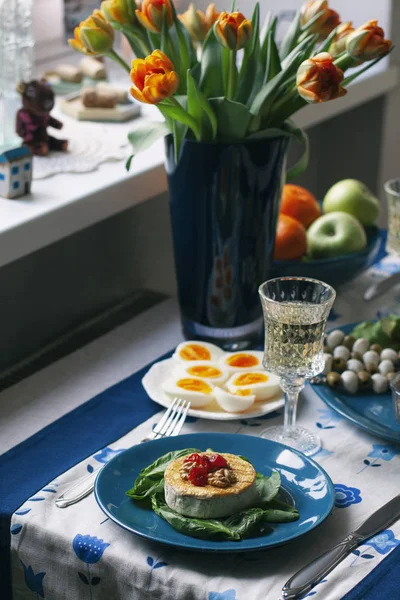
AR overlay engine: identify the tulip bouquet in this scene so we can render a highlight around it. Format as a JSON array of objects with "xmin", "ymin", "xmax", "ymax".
[{"xmin": 69, "ymin": 0, "xmax": 392, "ymax": 168}]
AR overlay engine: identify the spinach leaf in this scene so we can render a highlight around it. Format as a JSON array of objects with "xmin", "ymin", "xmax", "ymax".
[
  {"xmin": 224, "ymin": 508, "xmax": 269, "ymax": 538},
  {"xmin": 126, "ymin": 448, "xmax": 200, "ymax": 501},
  {"xmin": 256, "ymin": 471, "xmax": 281, "ymax": 503},
  {"xmin": 262, "ymin": 509, "xmax": 299, "ymax": 523},
  {"xmin": 151, "ymin": 494, "xmax": 240, "ymax": 541}
]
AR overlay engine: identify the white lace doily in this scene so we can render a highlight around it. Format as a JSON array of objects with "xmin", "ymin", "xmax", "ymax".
[{"xmin": 32, "ymin": 120, "xmax": 128, "ymax": 180}]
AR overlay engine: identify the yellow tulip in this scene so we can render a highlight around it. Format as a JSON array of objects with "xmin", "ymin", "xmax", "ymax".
[
  {"xmin": 300, "ymin": 0, "xmax": 340, "ymax": 40},
  {"xmin": 101, "ymin": 0, "xmax": 136, "ymax": 25},
  {"xmin": 130, "ymin": 49, "xmax": 179, "ymax": 103},
  {"xmin": 69, "ymin": 10, "xmax": 114, "ymax": 56},
  {"xmin": 329, "ymin": 21, "xmax": 354, "ymax": 57},
  {"xmin": 346, "ymin": 20, "xmax": 392, "ymax": 62},
  {"xmin": 215, "ymin": 11, "xmax": 252, "ymax": 51},
  {"xmin": 135, "ymin": 0, "xmax": 173, "ymax": 33},
  {"xmin": 296, "ymin": 52, "xmax": 346, "ymax": 103},
  {"xmin": 178, "ymin": 3, "xmax": 219, "ymax": 42}
]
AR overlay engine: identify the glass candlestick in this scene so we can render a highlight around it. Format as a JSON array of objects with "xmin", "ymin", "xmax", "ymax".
[{"xmin": 0, "ymin": 0, "xmax": 34, "ymax": 150}]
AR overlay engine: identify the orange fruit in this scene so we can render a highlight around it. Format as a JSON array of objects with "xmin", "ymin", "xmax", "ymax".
[
  {"xmin": 274, "ymin": 214, "xmax": 307, "ymax": 261},
  {"xmin": 280, "ymin": 184, "xmax": 321, "ymax": 228}
]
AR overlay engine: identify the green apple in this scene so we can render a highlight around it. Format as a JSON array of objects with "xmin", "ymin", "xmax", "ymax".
[
  {"xmin": 307, "ymin": 212, "xmax": 367, "ymax": 259},
  {"xmin": 323, "ymin": 179, "xmax": 380, "ymax": 226}
]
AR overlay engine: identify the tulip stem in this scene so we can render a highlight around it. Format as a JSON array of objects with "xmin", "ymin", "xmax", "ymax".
[
  {"xmin": 166, "ymin": 97, "xmax": 202, "ymax": 141},
  {"xmin": 227, "ymin": 50, "xmax": 237, "ymax": 100},
  {"xmin": 107, "ymin": 50, "xmax": 131, "ymax": 73},
  {"xmin": 333, "ymin": 53, "xmax": 359, "ymax": 72}
]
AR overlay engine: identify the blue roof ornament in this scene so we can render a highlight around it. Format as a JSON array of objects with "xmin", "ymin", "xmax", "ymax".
[{"xmin": 0, "ymin": 146, "xmax": 32, "ymax": 164}]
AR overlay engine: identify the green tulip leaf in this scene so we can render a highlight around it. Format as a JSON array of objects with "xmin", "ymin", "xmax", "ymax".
[
  {"xmin": 172, "ymin": 119, "xmax": 188, "ymax": 165},
  {"xmin": 187, "ymin": 70, "xmax": 217, "ymax": 140},
  {"xmin": 209, "ymin": 97, "xmax": 251, "ymax": 141},
  {"xmin": 158, "ymin": 99, "xmax": 201, "ymax": 141},
  {"xmin": 264, "ymin": 30, "xmax": 281, "ymax": 84},
  {"xmin": 281, "ymin": 33, "xmax": 318, "ymax": 71},
  {"xmin": 200, "ymin": 29, "xmax": 225, "ymax": 98},
  {"xmin": 127, "ymin": 120, "xmax": 171, "ymax": 155},
  {"xmin": 279, "ymin": 10, "xmax": 301, "ymax": 59},
  {"xmin": 236, "ymin": 4, "xmax": 262, "ymax": 105},
  {"xmin": 250, "ymin": 49, "xmax": 302, "ymax": 119},
  {"xmin": 285, "ymin": 122, "xmax": 310, "ymax": 181},
  {"xmin": 315, "ymin": 26, "xmax": 339, "ymax": 54}
]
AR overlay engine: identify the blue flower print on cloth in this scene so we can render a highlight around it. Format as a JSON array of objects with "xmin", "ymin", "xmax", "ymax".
[
  {"xmin": 334, "ymin": 484, "xmax": 362, "ymax": 508},
  {"xmin": 316, "ymin": 408, "xmax": 342, "ymax": 430},
  {"xmin": 368, "ymin": 445, "xmax": 400, "ymax": 462},
  {"xmin": 146, "ymin": 556, "xmax": 168, "ymax": 591},
  {"xmin": 367, "ymin": 529, "xmax": 400, "ymax": 555},
  {"xmin": 358, "ymin": 444, "xmax": 400, "ymax": 473},
  {"xmin": 20, "ymin": 561, "xmax": 46, "ymax": 598},
  {"xmin": 209, "ymin": 590, "xmax": 236, "ymax": 600},
  {"xmin": 93, "ymin": 447, "xmax": 126, "ymax": 464},
  {"xmin": 73, "ymin": 534, "xmax": 110, "ymax": 564}
]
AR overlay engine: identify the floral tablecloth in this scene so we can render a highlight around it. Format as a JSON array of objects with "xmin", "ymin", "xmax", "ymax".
[{"xmin": 6, "ymin": 252, "xmax": 400, "ymax": 600}]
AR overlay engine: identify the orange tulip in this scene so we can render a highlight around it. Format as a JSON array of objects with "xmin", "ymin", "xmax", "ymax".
[
  {"xmin": 68, "ymin": 10, "xmax": 114, "ymax": 56},
  {"xmin": 215, "ymin": 11, "xmax": 252, "ymax": 50},
  {"xmin": 204, "ymin": 4, "xmax": 219, "ymax": 32},
  {"xmin": 178, "ymin": 3, "xmax": 219, "ymax": 42},
  {"xmin": 346, "ymin": 20, "xmax": 392, "ymax": 62},
  {"xmin": 101, "ymin": 0, "xmax": 136, "ymax": 25},
  {"xmin": 130, "ymin": 49, "xmax": 179, "ymax": 104},
  {"xmin": 300, "ymin": 0, "xmax": 340, "ymax": 40},
  {"xmin": 329, "ymin": 21, "xmax": 354, "ymax": 57},
  {"xmin": 296, "ymin": 52, "xmax": 346, "ymax": 103},
  {"xmin": 135, "ymin": 0, "xmax": 173, "ymax": 33}
]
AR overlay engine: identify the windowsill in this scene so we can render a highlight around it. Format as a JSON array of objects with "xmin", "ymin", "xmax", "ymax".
[{"xmin": 0, "ymin": 63, "xmax": 398, "ymax": 270}]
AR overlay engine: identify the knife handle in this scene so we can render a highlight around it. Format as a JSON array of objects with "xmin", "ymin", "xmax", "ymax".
[
  {"xmin": 282, "ymin": 532, "xmax": 363, "ymax": 600},
  {"xmin": 55, "ymin": 468, "xmax": 102, "ymax": 508}
]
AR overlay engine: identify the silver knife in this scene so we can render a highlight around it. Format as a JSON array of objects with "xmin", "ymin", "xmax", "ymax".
[
  {"xmin": 282, "ymin": 494, "xmax": 400, "ymax": 600},
  {"xmin": 364, "ymin": 271, "xmax": 400, "ymax": 301}
]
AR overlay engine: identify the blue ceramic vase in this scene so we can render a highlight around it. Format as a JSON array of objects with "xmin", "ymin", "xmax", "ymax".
[{"xmin": 165, "ymin": 135, "xmax": 289, "ymax": 349}]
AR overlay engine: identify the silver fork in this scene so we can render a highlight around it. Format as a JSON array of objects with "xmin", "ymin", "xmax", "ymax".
[{"xmin": 55, "ymin": 397, "xmax": 191, "ymax": 508}]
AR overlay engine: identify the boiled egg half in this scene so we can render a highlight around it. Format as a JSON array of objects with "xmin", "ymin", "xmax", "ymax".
[
  {"xmin": 173, "ymin": 360, "xmax": 229, "ymax": 385},
  {"xmin": 173, "ymin": 341, "xmax": 224, "ymax": 363},
  {"xmin": 162, "ymin": 376, "xmax": 214, "ymax": 408},
  {"xmin": 226, "ymin": 371, "xmax": 281, "ymax": 401},
  {"xmin": 219, "ymin": 350, "xmax": 264, "ymax": 373},
  {"xmin": 214, "ymin": 387, "xmax": 256, "ymax": 413}
]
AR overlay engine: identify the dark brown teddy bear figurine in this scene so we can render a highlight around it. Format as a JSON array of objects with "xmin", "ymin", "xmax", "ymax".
[{"xmin": 16, "ymin": 80, "xmax": 68, "ymax": 156}]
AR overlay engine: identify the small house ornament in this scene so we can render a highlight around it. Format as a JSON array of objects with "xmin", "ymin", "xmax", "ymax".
[{"xmin": 0, "ymin": 146, "xmax": 33, "ymax": 199}]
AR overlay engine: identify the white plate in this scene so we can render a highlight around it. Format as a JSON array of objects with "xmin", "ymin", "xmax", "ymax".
[{"xmin": 142, "ymin": 358, "xmax": 285, "ymax": 421}]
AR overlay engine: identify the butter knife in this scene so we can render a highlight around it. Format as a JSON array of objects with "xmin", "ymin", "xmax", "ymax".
[{"xmin": 282, "ymin": 494, "xmax": 400, "ymax": 600}]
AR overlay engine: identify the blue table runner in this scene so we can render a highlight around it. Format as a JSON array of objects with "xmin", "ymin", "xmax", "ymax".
[{"xmin": 0, "ymin": 353, "xmax": 168, "ymax": 599}]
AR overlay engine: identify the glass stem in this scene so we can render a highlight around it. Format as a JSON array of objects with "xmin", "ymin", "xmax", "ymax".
[{"xmin": 281, "ymin": 380, "xmax": 303, "ymax": 435}]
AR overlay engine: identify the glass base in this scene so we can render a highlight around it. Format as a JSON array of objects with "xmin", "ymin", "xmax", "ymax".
[{"xmin": 260, "ymin": 425, "xmax": 321, "ymax": 457}]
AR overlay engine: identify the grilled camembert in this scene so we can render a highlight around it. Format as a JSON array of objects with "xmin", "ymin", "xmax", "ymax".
[{"xmin": 164, "ymin": 452, "xmax": 258, "ymax": 518}]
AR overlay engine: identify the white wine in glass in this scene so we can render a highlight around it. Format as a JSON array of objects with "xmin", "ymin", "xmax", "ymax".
[{"xmin": 259, "ymin": 277, "xmax": 336, "ymax": 456}]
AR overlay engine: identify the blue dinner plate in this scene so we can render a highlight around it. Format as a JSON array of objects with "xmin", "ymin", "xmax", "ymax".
[
  {"xmin": 312, "ymin": 323, "xmax": 400, "ymax": 443},
  {"xmin": 94, "ymin": 433, "xmax": 334, "ymax": 552}
]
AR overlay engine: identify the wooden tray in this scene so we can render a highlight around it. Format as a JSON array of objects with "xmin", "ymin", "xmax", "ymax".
[{"xmin": 60, "ymin": 93, "xmax": 141, "ymax": 122}]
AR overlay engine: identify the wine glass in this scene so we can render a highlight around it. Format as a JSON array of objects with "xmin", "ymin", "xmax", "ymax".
[{"xmin": 258, "ymin": 277, "xmax": 336, "ymax": 456}]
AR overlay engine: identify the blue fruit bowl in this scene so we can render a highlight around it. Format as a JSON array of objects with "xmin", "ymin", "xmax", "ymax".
[{"xmin": 272, "ymin": 226, "xmax": 384, "ymax": 287}]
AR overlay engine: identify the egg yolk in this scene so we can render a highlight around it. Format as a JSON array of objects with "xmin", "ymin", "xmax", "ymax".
[
  {"xmin": 235, "ymin": 389, "xmax": 252, "ymax": 396},
  {"xmin": 187, "ymin": 365, "xmax": 222, "ymax": 379},
  {"xmin": 226, "ymin": 353, "xmax": 259, "ymax": 368},
  {"xmin": 234, "ymin": 373, "xmax": 268, "ymax": 386},
  {"xmin": 179, "ymin": 344, "xmax": 211, "ymax": 361},
  {"xmin": 177, "ymin": 378, "xmax": 212, "ymax": 394}
]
